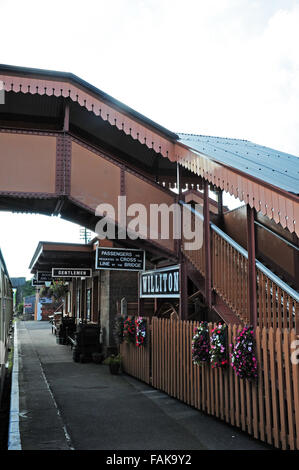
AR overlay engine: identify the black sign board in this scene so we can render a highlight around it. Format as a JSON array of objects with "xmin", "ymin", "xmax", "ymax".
[
  {"xmin": 139, "ymin": 265, "xmax": 180, "ymax": 298},
  {"xmin": 52, "ymin": 268, "xmax": 92, "ymax": 278},
  {"xmin": 32, "ymin": 278, "xmax": 45, "ymax": 287},
  {"xmin": 37, "ymin": 271, "xmax": 52, "ymax": 282},
  {"xmin": 95, "ymin": 247, "xmax": 145, "ymax": 271}
]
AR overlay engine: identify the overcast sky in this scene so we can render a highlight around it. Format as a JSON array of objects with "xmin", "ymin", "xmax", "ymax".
[{"xmin": 0, "ymin": 0, "xmax": 298, "ymax": 279}]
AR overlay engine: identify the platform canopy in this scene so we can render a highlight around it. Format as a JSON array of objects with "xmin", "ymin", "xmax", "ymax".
[{"xmin": 29, "ymin": 241, "xmax": 94, "ymax": 274}]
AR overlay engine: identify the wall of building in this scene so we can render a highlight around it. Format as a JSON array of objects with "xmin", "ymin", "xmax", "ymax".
[{"xmin": 99, "ymin": 271, "xmax": 110, "ymax": 349}]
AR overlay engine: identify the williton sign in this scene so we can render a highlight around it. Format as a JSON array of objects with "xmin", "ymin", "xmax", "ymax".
[{"xmin": 139, "ymin": 265, "xmax": 180, "ymax": 298}]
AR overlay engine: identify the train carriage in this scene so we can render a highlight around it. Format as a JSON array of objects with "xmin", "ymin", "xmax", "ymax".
[{"xmin": 0, "ymin": 249, "xmax": 13, "ymax": 404}]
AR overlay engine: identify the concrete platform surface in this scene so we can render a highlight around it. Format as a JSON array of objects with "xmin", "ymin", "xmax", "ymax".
[{"xmin": 14, "ymin": 320, "xmax": 270, "ymax": 450}]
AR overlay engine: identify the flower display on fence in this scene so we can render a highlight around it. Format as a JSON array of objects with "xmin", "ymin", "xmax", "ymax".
[
  {"xmin": 209, "ymin": 323, "xmax": 228, "ymax": 368},
  {"xmin": 230, "ymin": 326, "xmax": 258, "ymax": 379},
  {"xmin": 192, "ymin": 322, "xmax": 210, "ymax": 365},
  {"xmin": 113, "ymin": 315, "xmax": 124, "ymax": 344},
  {"xmin": 123, "ymin": 316, "xmax": 136, "ymax": 344},
  {"xmin": 135, "ymin": 316, "xmax": 147, "ymax": 347}
]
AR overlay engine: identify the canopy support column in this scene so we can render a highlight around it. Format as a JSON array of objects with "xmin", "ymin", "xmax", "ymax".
[
  {"xmin": 216, "ymin": 188, "xmax": 223, "ymax": 216},
  {"xmin": 179, "ymin": 256, "xmax": 188, "ymax": 320},
  {"xmin": 204, "ymin": 180, "xmax": 212, "ymax": 309},
  {"xmin": 137, "ymin": 273, "xmax": 144, "ymax": 316},
  {"xmin": 247, "ymin": 204, "xmax": 258, "ymax": 329}
]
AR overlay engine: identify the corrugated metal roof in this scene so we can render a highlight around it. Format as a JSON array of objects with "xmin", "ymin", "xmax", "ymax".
[{"xmin": 178, "ymin": 134, "xmax": 299, "ymax": 195}]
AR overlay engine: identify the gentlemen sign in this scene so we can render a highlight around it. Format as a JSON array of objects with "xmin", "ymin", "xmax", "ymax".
[
  {"xmin": 95, "ymin": 247, "xmax": 145, "ymax": 271},
  {"xmin": 140, "ymin": 265, "xmax": 180, "ymax": 298},
  {"xmin": 52, "ymin": 268, "xmax": 92, "ymax": 278}
]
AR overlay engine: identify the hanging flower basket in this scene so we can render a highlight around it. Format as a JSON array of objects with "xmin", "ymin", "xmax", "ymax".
[
  {"xmin": 210, "ymin": 323, "xmax": 228, "ymax": 368},
  {"xmin": 39, "ymin": 285, "xmax": 53, "ymax": 299},
  {"xmin": 192, "ymin": 321, "xmax": 210, "ymax": 365},
  {"xmin": 123, "ymin": 316, "xmax": 136, "ymax": 344},
  {"xmin": 135, "ymin": 316, "xmax": 147, "ymax": 347},
  {"xmin": 52, "ymin": 281, "xmax": 69, "ymax": 300},
  {"xmin": 230, "ymin": 326, "xmax": 258, "ymax": 380}
]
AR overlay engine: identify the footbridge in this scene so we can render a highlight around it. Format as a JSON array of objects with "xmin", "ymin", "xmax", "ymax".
[{"xmin": 0, "ymin": 64, "xmax": 298, "ymax": 329}]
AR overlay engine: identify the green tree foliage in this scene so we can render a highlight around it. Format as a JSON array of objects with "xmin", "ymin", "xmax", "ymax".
[
  {"xmin": 17, "ymin": 302, "xmax": 24, "ymax": 314},
  {"xmin": 21, "ymin": 280, "xmax": 36, "ymax": 298}
]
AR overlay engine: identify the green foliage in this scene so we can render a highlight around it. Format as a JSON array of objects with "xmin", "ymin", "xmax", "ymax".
[
  {"xmin": 39, "ymin": 281, "xmax": 68, "ymax": 301},
  {"xmin": 17, "ymin": 302, "xmax": 24, "ymax": 314},
  {"xmin": 21, "ymin": 280, "xmax": 36, "ymax": 298},
  {"xmin": 52, "ymin": 281, "xmax": 68, "ymax": 300},
  {"xmin": 103, "ymin": 354, "xmax": 122, "ymax": 365},
  {"xmin": 210, "ymin": 323, "xmax": 228, "ymax": 368},
  {"xmin": 113, "ymin": 315, "xmax": 124, "ymax": 344}
]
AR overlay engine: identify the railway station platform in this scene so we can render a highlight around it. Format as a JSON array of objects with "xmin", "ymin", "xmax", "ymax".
[{"xmin": 9, "ymin": 320, "xmax": 270, "ymax": 451}]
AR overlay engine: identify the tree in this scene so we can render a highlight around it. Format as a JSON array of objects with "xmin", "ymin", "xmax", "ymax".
[
  {"xmin": 21, "ymin": 280, "xmax": 36, "ymax": 298},
  {"xmin": 17, "ymin": 302, "xmax": 24, "ymax": 314}
]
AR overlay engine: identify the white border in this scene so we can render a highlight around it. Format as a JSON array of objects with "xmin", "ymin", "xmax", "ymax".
[
  {"xmin": 51, "ymin": 268, "xmax": 92, "ymax": 278},
  {"xmin": 95, "ymin": 246, "xmax": 145, "ymax": 272},
  {"xmin": 139, "ymin": 264, "xmax": 180, "ymax": 299}
]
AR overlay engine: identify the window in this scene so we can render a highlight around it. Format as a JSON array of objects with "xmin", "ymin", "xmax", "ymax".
[{"xmin": 86, "ymin": 289, "xmax": 91, "ymax": 321}]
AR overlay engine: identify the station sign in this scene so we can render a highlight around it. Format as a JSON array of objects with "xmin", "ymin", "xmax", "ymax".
[
  {"xmin": 37, "ymin": 271, "xmax": 52, "ymax": 282},
  {"xmin": 95, "ymin": 247, "xmax": 145, "ymax": 271},
  {"xmin": 52, "ymin": 268, "xmax": 92, "ymax": 278},
  {"xmin": 139, "ymin": 265, "xmax": 180, "ymax": 299},
  {"xmin": 40, "ymin": 297, "xmax": 52, "ymax": 304},
  {"xmin": 24, "ymin": 303, "xmax": 32, "ymax": 308}
]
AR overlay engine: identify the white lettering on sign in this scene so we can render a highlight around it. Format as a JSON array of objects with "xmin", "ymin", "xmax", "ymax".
[{"xmin": 140, "ymin": 266, "xmax": 180, "ymax": 298}]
